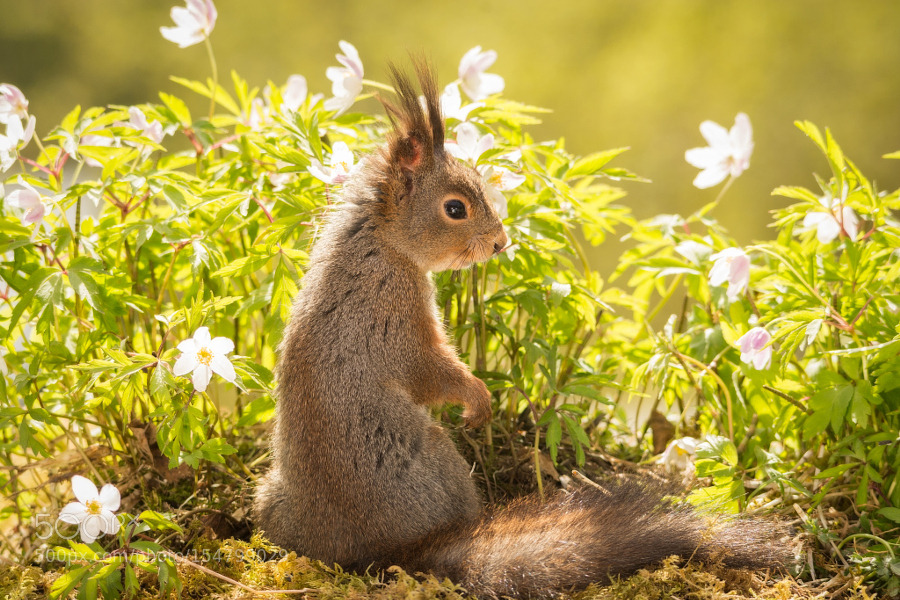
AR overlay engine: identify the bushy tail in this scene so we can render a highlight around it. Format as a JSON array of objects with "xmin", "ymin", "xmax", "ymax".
[{"xmin": 392, "ymin": 481, "xmax": 791, "ymax": 599}]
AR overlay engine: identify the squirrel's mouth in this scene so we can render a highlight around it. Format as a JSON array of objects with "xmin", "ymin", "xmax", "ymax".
[{"xmin": 442, "ymin": 241, "xmax": 498, "ymax": 272}]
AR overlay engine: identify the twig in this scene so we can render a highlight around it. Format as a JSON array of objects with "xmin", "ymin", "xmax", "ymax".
[
  {"xmin": 156, "ymin": 551, "xmax": 314, "ymax": 595},
  {"xmin": 736, "ymin": 414, "xmax": 758, "ymax": 455},
  {"xmin": 849, "ymin": 293, "xmax": 876, "ymax": 327},
  {"xmin": 458, "ymin": 426, "xmax": 494, "ymax": 504},
  {"xmin": 571, "ymin": 470, "xmax": 611, "ymax": 495},
  {"xmin": 817, "ymin": 505, "xmax": 850, "ymax": 567},
  {"xmin": 253, "ymin": 196, "xmax": 274, "ymax": 223},
  {"xmin": 763, "ymin": 385, "xmax": 811, "ymax": 415}
]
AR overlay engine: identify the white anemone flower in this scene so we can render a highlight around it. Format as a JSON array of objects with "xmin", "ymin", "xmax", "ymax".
[
  {"xmin": 708, "ymin": 247, "xmax": 751, "ymax": 301},
  {"xmin": 127, "ymin": 107, "xmax": 165, "ymax": 145},
  {"xmin": 0, "ymin": 113, "xmax": 36, "ymax": 172},
  {"xmin": 802, "ymin": 192, "xmax": 860, "ymax": 244},
  {"xmin": 4, "ymin": 176, "xmax": 47, "ymax": 226},
  {"xmin": 0, "ymin": 135, "xmax": 17, "ymax": 173},
  {"xmin": 308, "ymin": 141, "xmax": 358, "ymax": 185},
  {"xmin": 0, "ymin": 84, "xmax": 29, "ymax": 125},
  {"xmin": 324, "ymin": 41, "xmax": 364, "ymax": 115},
  {"xmin": 58, "ymin": 475, "xmax": 121, "ymax": 544},
  {"xmin": 281, "ymin": 75, "xmax": 308, "ymax": 113},
  {"xmin": 685, "ymin": 113, "xmax": 754, "ymax": 189},
  {"xmin": 660, "ymin": 437, "xmax": 700, "ymax": 479},
  {"xmin": 737, "ymin": 326, "xmax": 773, "ymax": 370},
  {"xmin": 479, "ymin": 165, "xmax": 525, "ymax": 219},
  {"xmin": 441, "ymin": 83, "xmax": 482, "ymax": 122},
  {"xmin": 173, "ymin": 326, "xmax": 235, "ymax": 392},
  {"xmin": 160, "ymin": 0, "xmax": 217, "ymax": 48},
  {"xmin": 446, "ymin": 122, "xmax": 493, "ymax": 163},
  {"xmin": 458, "ymin": 46, "xmax": 505, "ymax": 101}
]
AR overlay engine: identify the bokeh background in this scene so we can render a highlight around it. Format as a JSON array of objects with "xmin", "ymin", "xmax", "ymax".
[{"xmin": 2, "ymin": 0, "xmax": 899, "ymax": 243}]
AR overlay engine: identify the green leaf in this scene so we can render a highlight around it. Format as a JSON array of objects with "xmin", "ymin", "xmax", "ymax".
[
  {"xmin": 696, "ymin": 435, "xmax": 738, "ymax": 466},
  {"xmin": 170, "ymin": 76, "xmax": 241, "ymax": 116},
  {"xmin": 771, "ymin": 185, "xmax": 819, "ymax": 202},
  {"xmin": 878, "ymin": 507, "xmax": 900, "ymax": 523},
  {"xmin": 544, "ymin": 413, "xmax": 562, "ymax": 463},
  {"xmin": 564, "ymin": 147, "xmax": 629, "ymax": 179},
  {"xmin": 50, "ymin": 566, "xmax": 90, "ymax": 600},
  {"xmin": 8, "ymin": 267, "xmax": 57, "ymax": 332},
  {"xmin": 138, "ymin": 510, "xmax": 184, "ymax": 534}
]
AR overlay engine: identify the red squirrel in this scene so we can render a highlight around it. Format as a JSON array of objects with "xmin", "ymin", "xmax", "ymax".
[{"xmin": 253, "ymin": 61, "xmax": 789, "ymax": 599}]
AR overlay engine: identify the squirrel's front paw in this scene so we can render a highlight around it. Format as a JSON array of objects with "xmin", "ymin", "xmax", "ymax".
[{"xmin": 462, "ymin": 377, "xmax": 492, "ymax": 428}]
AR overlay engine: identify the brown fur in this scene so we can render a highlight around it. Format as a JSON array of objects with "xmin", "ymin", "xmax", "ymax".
[{"xmin": 253, "ymin": 62, "xmax": 790, "ymax": 599}]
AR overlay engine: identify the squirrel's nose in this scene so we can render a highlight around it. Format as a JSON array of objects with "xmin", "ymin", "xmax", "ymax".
[{"xmin": 493, "ymin": 229, "xmax": 508, "ymax": 255}]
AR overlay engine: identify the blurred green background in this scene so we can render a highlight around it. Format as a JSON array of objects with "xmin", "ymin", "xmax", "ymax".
[{"xmin": 2, "ymin": 0, "xmax": 899, "ymax": 242}]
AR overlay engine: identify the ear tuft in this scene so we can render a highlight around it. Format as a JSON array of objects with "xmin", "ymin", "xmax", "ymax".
[{"xmin": 380, "ymin": 59, "xmax": 445, "ymax": 175}]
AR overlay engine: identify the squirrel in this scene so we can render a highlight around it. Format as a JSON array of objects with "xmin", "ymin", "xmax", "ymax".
[{"xmin": 253, "ymin": 61, "xmax": 790, "ymax": 599}]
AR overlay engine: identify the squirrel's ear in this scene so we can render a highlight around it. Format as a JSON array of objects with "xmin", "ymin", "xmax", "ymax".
[
  {"xmin": 396, "ymin": 134, "xmax": 424, "ymax": 173},
  {"xmin": 382, "ymin": 60, "xmax": 444, "ymax": 178}
]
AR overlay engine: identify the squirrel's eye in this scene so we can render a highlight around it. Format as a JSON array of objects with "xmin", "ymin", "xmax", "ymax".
[{"xmin": 444, "ymin": 199, "xmax": 467, "ymax": 220}]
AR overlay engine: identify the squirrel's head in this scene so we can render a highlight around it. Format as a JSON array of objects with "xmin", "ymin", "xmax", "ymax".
[{"xmin": 369, "ymin": 60, "xmax": 508, "ymax": 273}]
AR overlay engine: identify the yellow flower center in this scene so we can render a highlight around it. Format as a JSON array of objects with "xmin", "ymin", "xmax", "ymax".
[
  {"xmin": 336, "ymin": 161, "xmax": 350, "ymax": 173},
  {"xmin": 85, "ymin": 499, "xmax": 102, "ymax": 515},
  {"xmin": 197, "ymin": 347, "xmax": 213, "ymax": 366}
]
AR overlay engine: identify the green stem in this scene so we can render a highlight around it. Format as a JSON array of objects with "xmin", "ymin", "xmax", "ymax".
[
  {"xmin": 156, "ymin": 246, "xmax": 184, "ymax": 310},
  {"xmin": 204, "ymin": 36, "xmax": 218, "ymax": 122},
  {"xmin": 641, "ymin": 274, "xmax": 684, "ymax": 335},
  {"xmin": 564, "ymin": 225, "xmax": 592, "ymax": 277},
  {"xmin": 836, "ymin": 533, "xmax": 896, "ymax": 559},
  {"xmin": 361, "ymin": 79, "xmax": 395, "ymax": 93},
  {"xmin": 698, "ymin": 174, "xmax": 735, "ymax": 217}
]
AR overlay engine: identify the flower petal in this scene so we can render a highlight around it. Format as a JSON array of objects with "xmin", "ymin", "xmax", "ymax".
[
  {"xmin": 208, "ymin": 336, "xmax": 234, "ymax": 355},
  {"xmin": 99, "ymin": 509, "xmax": 121, "ymax": 535},
  {"xmin": 454, "ymin": 122, "xmax": 478, "ymax": 157},
  {"xmin": 160, "ymin": 26, "xmax": 204, "ymax": 48},
  {"xmin": 308, "ymin": 160, "xmax": 334, "ymax": 184},
  {"xmin": 173, "ymin": 352, "xmax": 198, "ymax": 377},
  {"xmin": 753, "ymin": 347, "xmax": 772, "ymax": 370},
  {"xmin": 330, "ymin": 141, "xmax": 354, "ymax": 168},
  {"xmin": 684, "ymin": 147, "xmax": 722, "ymax": 169},
  {"xmin": 692, "ymin": 165, "xmax": 728, "ymax": 189},
  {"xmin": 282, "ymin": 75, "xmax": 308, "ymax": 112},
  {"xmin": 99, "ymin": 483, "xmax": 121, "ymax": 512},
  {"xmin": 708, "ymin": 261, "xmax": 729, "ymax": 287},
  {"xmin": 79, "ymin": 515, "xmax": 104, "ymax": 543},
  {"xmin": 192, "ymin": 363, "xmax": 212, "ymax": 392},
  {"xmin": 210, "ymin": 354, "xmax": 236, "ymax": 383},
  {"xmin": 474, "ymin": 133, "xmax": 495, "ymax": 161},
  {"xmin": 58, "ymin": 502, "xmax": 87, "ymax": 525},
  {"xmin": 474, "ymin": 72, "xmax": 504, "ymax": 98},
  {"xmin": 72, "ymin": 475, "xmax": 98, "ymax": 505},
  {"xmin": 802, "ymin": 211, "xmax": 827, "ymax": 229},
  {"xmin": 458, "ymin": 46, "xmax": 483, "ymax": 78},
  {"xmin": 731, "ymin": 112, "xmax": 753, "ymax": 156},
  {"xmin": 840, "ymin": 207, "xmax": 859, "ymax": 241},
  {"xmin": 193, "ymin": 327, "xmax": 211, "ymax": 346},
  {"xmin": 699, "ymin": 120, "xmax": 729, "ymax": 148},
  {"xmin": 816, "ymin": 217, "xmax": 840, "ymax": 244}
]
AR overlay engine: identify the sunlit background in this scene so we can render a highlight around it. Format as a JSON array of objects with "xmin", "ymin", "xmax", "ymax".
[{"xmin": 3, "ymin": 1, "xmax": 899, "ymax": 243}]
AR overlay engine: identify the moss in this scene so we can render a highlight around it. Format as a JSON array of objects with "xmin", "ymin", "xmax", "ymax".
[
  {"xmin": 575, "ymin": 557, "xmax": 806, "ymax": 600},
  {"xmin": 136, "ymin": 534, "xmax": 469, "ymax": 600},
  {"xmin": 0, "ymin": 565, "xmax": 48, "ymax": 600}
]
